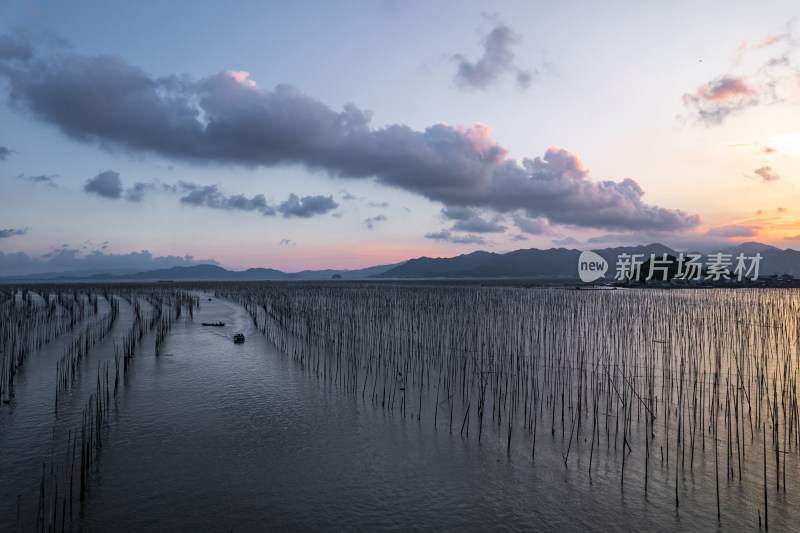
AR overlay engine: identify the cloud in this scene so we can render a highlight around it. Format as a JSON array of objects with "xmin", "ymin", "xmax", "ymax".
[
  {"xmin": 0, "ymin": 35, "xmax": 698, "ymax": 234},
  {"xmin": 0, "ymin": 33, "xmax": 33, "ymax": 61},
  {"xmin": 124, "ymin": 181, "xmax": 157, "ymax": 202},
  {"xmin": 451, "ymin": 234, "xmax": 487, "ymax": 244},
  {"xmin": 751, "ymin": 166, "xmax": 780, "ymax": 183},
  {"xmin": 682, "ymin": 76, "xmax": 759, "ymax": 125},
  {"xmin": 511, "ymin": 234, "xmax": 527, "ymax": 242},
  {"xmin": 552, "ymin": 236, "xmax": 579, "ymax": 246},
  {"xmin": 0, "ymin": 248, "xmax": 219, "ymax": 277},
  {"xmin": 587, "ymin": 233, "xmax": 634, "ymax": 244},
  {"xmin": 0, "ymin": 145, "xmax": 13, "ymax": 160},
  {"xmin": 84, "ymin": 170, "xmax": 122, "ymax": 198},
  {"xmin": 0, "ymin": 228, "xmax": 26, "ymax": 238},
  {"xmin": 683, "ymin": 33, "xmax": 800, "ymax": 126},
  {"xmin": 364, "ymin": 214, "xmax": 386, "ymax": 230},
  {"xmin": 450, "ymin": 217, "xmax": 504, "ymax": 233},
  {"xmin": 278, "ymin": 238, "xmax": 296, "ymax": 246},
  {"xmin": 278, "ymin": 193, "xmax": 338, "ymax": 218},
  {"xmin": 512, "ymin": 214, "xmax": 549, "ymax": 235},
  {"xmin": 424, "ymin": 230, "xmax": 452, "ymax": 240},
  {"xmin": 83, "ymin": 171, "xmax": 168, "ymax": 202},
  {"xmin": 340, "ymin": 190, "xmax": 357, "ymax": 200},
  {"xmin": 424, "ymin": 229, "xmax": 487, "ymax": 245},
  {"xmin": 696, "ymin": 76, "xmax": 755, "ymax": 101},
  {"xmin": 178, "ymin": 182, "xmax": 275, "ymax": 214},
  {"xmin": 176, "ymin": 182, "xmax": 337, "ymax": 218},
  {"xmin": 367, "ymin": 201, "xmax": 389, "ymax": 208},
  {"xmin": 758, "ymin": 35, "xmax": 781, "ymax": 48},
  {"xmin": 704, "ymin": 224, "xmax": 760, "ymax": 238},
  {"xmin": 441, "ymin": 206, "xmax": 506, "ymax": 233},
  {"xmin": 16, "ymin": 173, "xmax": 56, "ymax": 186},
  {"xmin": 486, "ymin": 147, "xmax": 700, "ymax": 231},
  {"xmin": 452, "ymin": 23, "xmax": 534, "ymax": 90}
]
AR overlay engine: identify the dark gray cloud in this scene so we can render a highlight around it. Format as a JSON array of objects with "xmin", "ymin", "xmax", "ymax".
[
  {"xmin": 83, "ymin": 172, "xmax": 164, "ymax": 202},
  {"xmin": 751, "ymin": 166, "xmax": 780, "ymax": 183},
  {"xmin": 485, "ymin": 148, "xmax": 700, "ymax": 231},
  {"xmin": 441, "ymin": 206, "xmax": 506, "ymax": 233},
  {"xmin": 84, "ymin": 170, "xmax": 122, "ymax": 198},
  {"xmin": 364, "ymin": 214, "xmax": 387, "ymax": 230},
  {"xmin": 512, "ymin": 214, "xmax": 549, "ymax": 235},
  {"xmin": 16, "ymin": 173, "xmax": 56, "ymax": 186},
  {"xmin": 0, "ymin": 227, "xmax": 26, "ymax": 238},
  {"xmin": 451, "ymin": 215, "xmax": 505, "ymax": 233},
  {"xmin": 424, "ymin": 230, "xmax": 487, "ymax": 245},
  {"xmin": 0, "ymin": 35, "xmax": 699, "ymax": 233},
  {"xmin": 0, "ymin": 145, "xmax": 13, "ymax": 160},
  {"xmin": 440, "ymin": 206, "xmax": 474, "ymax": 221},
  {"xmin": 178, "ymin": 182, "xmax": 275, "ymax": 215},
  {"xmin": 174, "ymin": 181, "xmax": 337, "ymax": 219},
  {"xmin": 278, "ymin": 193, "xmax": 338, "ymax": 218},
  {"xmin": 552, "ymin": 236, "xmax": 579, "ymax": 246},
  {"xmin": 0, "ymin": 247, "xmax": 219, "ymax": 277},
  {"xmin": 452, "ymin": 23, "xmax": 534, "ymax": 90},
  {"xmin": 124, "ymin": 181, "xmax": 156, "ymax": 202},
  {"xmin": 0, "ymin": 33, "xmax": 33, "ymax": 61}
]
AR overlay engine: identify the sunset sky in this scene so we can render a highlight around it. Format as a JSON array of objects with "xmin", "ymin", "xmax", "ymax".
[{"xmin": 1, "ymin": 1, "xmax": 799, "ymax": 275}]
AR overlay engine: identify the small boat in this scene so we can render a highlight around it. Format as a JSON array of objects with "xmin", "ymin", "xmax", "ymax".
[
  {"xmin": 233, "ymin": 333, "xmax": 245, "ymax": 343},
  {"xmin": 202, "ymin": 322, "xmax": 225, "ymax": 327}
]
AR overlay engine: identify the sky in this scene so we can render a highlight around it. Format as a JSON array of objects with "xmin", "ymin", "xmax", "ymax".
[{"xmin": 1, "ymin": 0, "xmax": 799, "ymax": 275}]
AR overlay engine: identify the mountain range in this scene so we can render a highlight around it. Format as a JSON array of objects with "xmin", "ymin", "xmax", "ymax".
[{"xmin": 2, "ymin": 242, "xmax": 797, "ymax": 281}]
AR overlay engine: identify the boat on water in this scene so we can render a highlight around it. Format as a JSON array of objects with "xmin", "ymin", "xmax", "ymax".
[
  {"xmin": 202, "ymin": 322, "xmax": 225, "ymax": 327},
  {"xmin": 233, "ymin": 333, "xmax": 245, "ymax": 343}
]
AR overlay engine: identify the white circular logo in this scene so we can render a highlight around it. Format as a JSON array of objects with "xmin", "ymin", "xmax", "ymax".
[{"xmin": 578, "ymin": 251, "xmax": 608, "ymax": 282}]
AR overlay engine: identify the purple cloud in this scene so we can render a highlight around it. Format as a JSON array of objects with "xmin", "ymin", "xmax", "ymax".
[
  {"xmin": 452, "ymin": 23, "xmax": 535, "ymax": 90},
  {"xmin": 0, "ymin": 35, "xmax": 699, "ymax": 234}
]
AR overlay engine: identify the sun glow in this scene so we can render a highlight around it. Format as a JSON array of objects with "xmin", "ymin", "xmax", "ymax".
[{"xmin": 754, "ymin": 132, "xmax": 800, "ymax": 155}]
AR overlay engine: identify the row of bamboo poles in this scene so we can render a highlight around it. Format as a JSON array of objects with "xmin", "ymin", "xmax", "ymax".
[
  {"xmin": 217, "ymin": 282, "xmax": 799, "ymax": 528},
  {"xmin": 3, "ymin": 284, "xmax": 200, "ymax": 532}
]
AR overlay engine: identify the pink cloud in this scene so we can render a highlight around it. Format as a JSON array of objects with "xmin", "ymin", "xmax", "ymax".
[
  {"xmin": 223, "ymin": 70, "xmax": 256, "ymax": 87},
  {"xmin": 695, "ymin": 76, "xmax": 754, "ymax": 101},
  {"xmin": 757, "ymin": 35, "xmax": 781, "ymax": 48}
]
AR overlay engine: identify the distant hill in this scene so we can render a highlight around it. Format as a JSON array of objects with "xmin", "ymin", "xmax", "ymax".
[
  {"xmin": 374, "ymin": 244, "xmax": 679, "ymax": 279},
  {"xmin": 376, "ymin": 251, "xmax": 499, "ymax": 278},
  {"xmin": 123, "ymin": 264, "xmax": 296, "ymax": 281},
  {"xmin": 292, "ymin": 262, "xmax": 406, "ymax": 280},
  {"xmin": 1, "ymin": 242, "xmax": 796, "ymax": 281},
  {"xmin": 375, "ymin": 242, "xmax": 798, "ymax": 279},
  {"xmin": 0, "ymin": 261, "xmax": 404, "ymax": 282}
]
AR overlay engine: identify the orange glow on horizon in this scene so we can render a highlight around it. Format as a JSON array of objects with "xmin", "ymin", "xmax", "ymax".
[{"xmin": 200, "ymin": 240, "xmax": 470, "ymax": 272}]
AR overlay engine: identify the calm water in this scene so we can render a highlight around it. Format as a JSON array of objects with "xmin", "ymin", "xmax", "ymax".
[{"xmin": 2, "ymin": 290, "xmax": 798, "ymax": 531}]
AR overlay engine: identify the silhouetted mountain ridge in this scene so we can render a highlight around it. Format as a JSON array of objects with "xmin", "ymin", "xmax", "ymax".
[
  {"xmin": 376, "ymin": 242, "xmax": 797, "ymax": 278},
  {"xmin": 1, "ymin": 242, "xmax": 796, "ymax": 281}
]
